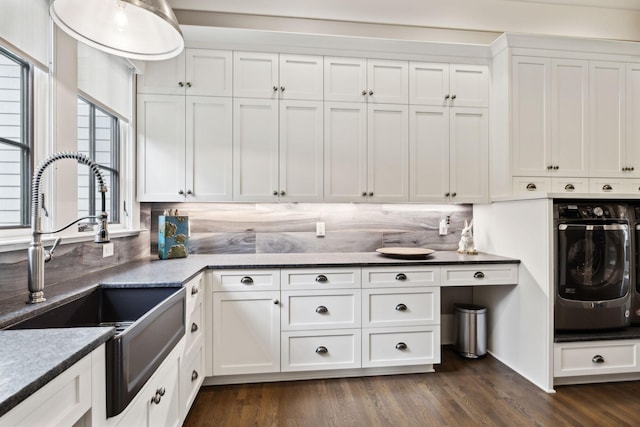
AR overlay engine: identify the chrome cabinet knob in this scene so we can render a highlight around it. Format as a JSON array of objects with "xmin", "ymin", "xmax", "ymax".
[
  {"xmin": 280, "ymin": 86, "xmax": 285, "ymax": 92},
  {"xmin": 368, "ymin": 192, "xmax": 374, "ymax": 197},
  {"xmin": 362, "ymin": 192, "xmax": 367, "ymax": 197},
  {"xmin": 316, "ymin": 305, "xmax": 328, "ymax": 314},
  {"xmin": 178, "ymin": 82, "xmax": 184, "ymax": 87},
  {"xmin": 362, "ymin": 90, "xmax": 367, "ymax": 96},
  {"xmin": 451, "ymin": 192, "xmax": 457, "ymax": 197},
  {"xmin": 273, "ymin": 299, "xmax": 279, "ymax": 305},
  {"xmin": 280, "ymin": 191, "xmax": 286, "ymax": 196},
  {"xmin": 273, "ymin": 86, "xmax": 278, "ymax": 92},
  {"xmin": 240, "ymin": 276, "xmax": 254, "ymax": 285},
  {"xmin": 451, "ymin": 94, "xmax": 457, "ymax": 100},
  {"xmin": 191, "ymin": 370, "xmax": 199, "ymax": 382},
  {"xmin": 186, "ymin": 82, "xmax": 192, "ymax": 87},
  {"xmin": 368, "ymin": 90, "xmax": 374, "ymax": 96},
  {"xmin": 191, "ymin": 286, "xmax": 199, "ymax": 295},
  {"xmin": 273, "ymin": 190, "xmax": 278, "ymax": 196},
  {"xmin": 191, "ymin": 322, "xmax": 198, "ymax": 333},
  {"xmin": 178, "ymin": 189, "xmax": 184, "ymax": 195},
  {"xmin": 186, "ymin": 189, "xmax": 193, "ymax": 195},
  {"xmin": 444, "ymin": 94, "xmax": 450, "ymax": 100},
  {"xmin": 445, "ymin": 192, "xmax": 450, "ymax": 197}
]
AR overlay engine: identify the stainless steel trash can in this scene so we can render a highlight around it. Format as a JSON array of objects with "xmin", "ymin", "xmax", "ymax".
[{"xmin": 454, "ymin": 303, "xmax": 487, "ymax": 358}]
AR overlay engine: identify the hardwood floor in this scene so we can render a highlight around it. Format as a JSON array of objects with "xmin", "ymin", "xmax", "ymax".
[{"xmin": 184, "ymin": 347, "xmax": 640, "ymax": 426}]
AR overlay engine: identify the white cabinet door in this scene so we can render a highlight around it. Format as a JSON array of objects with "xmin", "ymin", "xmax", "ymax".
[
  {"xmin": 186, "ymin": 96, "xmax": 233, "ymax": 201},
  {"xmin": 279, "ymin": 54, "xmax": 323, "ymax": 101},
  {"xmin": 367, "ymin": 59, "xmax": 409, "ymax": 104},
  {"xmin": 367, "ymin": 103, "xmax": 409, "ymax": 202},
  {"xmin": 234, "ymin": 52, "xmax": 279, "ymax": 98},
  {"xmin": 589, "ymin": 61, "xmax": 626, "ymax": 177},
  {"xmin": 449, "ymin": 107, "xmax": 488, "ymax": 203},
  {"xmin": 450, "ymin": 65, "xmax": 489, "ymax": 108},
  {"xmin": 626, "ymin": 63, "xmax": 640, "ymax": 176},
  {"xmin": 137, "ymin": 49, "xmax": 232, "ymax": 96},
  {"xmin": 409, "ymin": 106, "xmax": 450, "ymax": 202},
  {"xmin": 511, "ymin": 56, "xmax": 551, "ymax": 176},
  {"xmin": 147, "ymin": 351, "xmax": 181, "ymax": 427},
  {"xmin": 279, "ymin": 100, "xmax": 324, "ymax": 201},
  {"xmin": 137, "ymin": 51, "xmax": 186, "ymax": 95},
  {"xmin": 551, "ymin": 59, "xmax": 588, "ymax": 177},
  {"xmin": 233, "ymin": 98, "xmax": 279, "ymax": 201},
  {"xmin": 137, "ymin": 94, "xmax": 186, "ymax": 202},
  {"xmin": 324, "ymin": 57, "xmax": 367, "ymax": 102},
  {"xmin": 213, "ymin": 291, "xmax": 281, "ymax": 375},
  {"xmin": 185, "ymin": 49, "xmax": 233, "ymax": 96},
  {"xmin": 409, "ymin": 62, "xmax": 449, "ymax": 106},
  {"xmin": 324, "ymin": 102, "xmax": 368, "ymax": 201}
]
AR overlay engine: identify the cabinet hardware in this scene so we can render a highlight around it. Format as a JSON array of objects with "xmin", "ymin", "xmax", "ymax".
[
  {"xmin": 451, "ymin": 94, "xmax": 457, "ymax": 100},
  {"xmin": 191, "ymin": 370, "xmax": 199, "ymax": 382},
  {"xmin": 451, "ymin": 192, "xmax": 457, "ymax": 197},
  {"xmin": 280, "ymin": 191, "xmax": 286, "ymax": 196},
  {"xmin": 361, "ymin": 90, "xmax": 367, "ymax": 96},
  {"xmin": 315, "ymin": 274, "xmax": 328, "ymax": 283},
  {"xmin": 547, "ymin": 165, "xmax": 553, "ymax": 170},
  {"xmin": 592, "ymin": 355, "xmax": 605, "ymax": 364},
  {"xmin": 240, "ymin": 276, "xmax": 254, "ymax": 285},
  {"xmin": 368, "ymin": 192, "xmax": 374, "ymax": 196},
  {"xmin": 444, "ymin": 94, "xmax": 450, "ymax": 100},
  {"xmin": 362, "ymin": 192, "xmax": 367, "ymax": 197},
  {"xmin": 526, "ymin": 183, "xmax": 537, "ymax": 190},
  {"xmin": 151, "ymin": 393, "xmax": 161, "ymax": 404},
  {"xmin": 191, "ymin": 286, "xmax": 199, "ymax": 295},
  {"xmin": 623, "ymin": 167, "xmax": 628, "ymax": 171},
  {"xmin": 395, "ymin": 342, "xmax": 407, "ymax": 350},
  {"xmin": 187, "ymin": 189, "xmax": 193, "ymax": 195},
  {"xmin": 473, "ymin": 271, "xmax": 485, "ymax": 279},
  {"xmin": 186, "ymin": 82, "xmax": 192, "ymax": 88},
  {"xmin": 273, "ymin": 190, "xmax": 278, "ymax": 196},
  {"xmin": 280, "ymin": 86, "xmax": 285, "ymax": 92},
  {"xmin": 395, "ymin": 303, "xmax": 407, "ymax": 311},
  {"xmin": 553, "ymin": 165, "xmax": 559, "ymax": 170},
  {"xmin": 273, "ymin": 299, "xmax": 279, "ymax": 305},
  {"xmin": 395, "ymin": 273, "xmax": 407, "ymax": 281},
  {"xmin": 445, "ymin": 192, "xmax": 450, "ymax": 197},
  {"xmin": 178, "ymin": 189, "xmax": 184, "ymax": 195},
  {"xmin": 178, "ymin": 82, "xmax": 184, "ymax": 87},
  {"xmin": 273, "ymin": 86, "xmax": 278, "ymax": 92},
  {"xmin": 191, "ymin": 322, "xmax": 198, "ymax": 333},
  {"xmin": 316, "ymin": 305, "xmax": 328, "ymax": 314},
  {"xmin": 564, "ymin": 184, "xmax": 575, "ymax": 191},
  {"xmin": 315, "ymin": 346, "xmax": 328, "ymax": 354},
  {"xmin": 602, "ymin": 184, "xmax": 613, "ymax": 192},
  {"xmin": 158, "ymin": 387, "xmax": 166, "ymax": 396},
  {"xmin": 368, "ymin": 90, "xmax": 374, "ymax": 96}
]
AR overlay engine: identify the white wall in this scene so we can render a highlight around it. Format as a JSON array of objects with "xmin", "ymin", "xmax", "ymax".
[{"xmin": 473, "ymin": 198, "xmax": 555, "ymax": 392}]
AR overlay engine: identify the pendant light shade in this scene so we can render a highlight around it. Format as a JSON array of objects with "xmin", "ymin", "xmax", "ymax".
[{"xmin": 50, "ymin": 0, "xmax": 184, "ymax": 61}]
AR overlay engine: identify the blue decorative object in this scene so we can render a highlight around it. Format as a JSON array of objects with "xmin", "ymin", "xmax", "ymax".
[{"xmin": 158, "ymin": 214, "xmax": 189, "ymax": 259}]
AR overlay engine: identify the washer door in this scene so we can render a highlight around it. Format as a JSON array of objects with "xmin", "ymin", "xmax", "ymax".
[{"xmin": 558, "ymin": 223, "xmax": 629, "ymax": 301}]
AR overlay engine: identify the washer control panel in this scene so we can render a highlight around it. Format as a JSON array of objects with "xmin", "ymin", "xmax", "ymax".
[{"xmin": 557, "ymin": 204, "xmax": 622, "ymax": 219}]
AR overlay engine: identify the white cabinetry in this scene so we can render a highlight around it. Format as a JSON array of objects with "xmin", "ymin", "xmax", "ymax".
[
  {"xmin": 324, "ymin": 57, "xmax": 408, "ymax": 104},
  {"xmin": 409, "ymin": 63, "xmax": 488, "ymax": 107},
  {"xmin": 212, "ymin": 270, "xmax": 281, "ymax": 375},
  {"xmin": 362, "ymin": 267, "xmax": 441, "ymax": 368},
  {"xmin": 136, "ymin": 48, "xmax": 233, "ymax": 202},
  {"xmin": 324, "ymin": 102, "xmax": 408, "ymax": 202},
  {"xmin": 554, "ymin": 340, "xmax": 640, "ymax": 380}
]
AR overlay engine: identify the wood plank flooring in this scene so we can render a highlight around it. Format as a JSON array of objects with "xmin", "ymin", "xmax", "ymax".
[{"xmin": 184, "ymin": 347, "xmax": 640, "ymax": 426}]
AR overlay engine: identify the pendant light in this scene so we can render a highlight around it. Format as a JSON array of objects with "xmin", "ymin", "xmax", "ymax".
[{"xmin": 49, "ymin": 0, "xmax": 184, "ymax": 61}]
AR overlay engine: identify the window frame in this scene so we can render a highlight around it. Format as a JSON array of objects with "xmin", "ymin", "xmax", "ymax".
[{"xmin": 0, "ymin": 46, "xmax": 32, "ymax": 229}]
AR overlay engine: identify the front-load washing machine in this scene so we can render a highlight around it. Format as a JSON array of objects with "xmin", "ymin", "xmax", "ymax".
[{"xmin": 554, "ymin": 202, "xmax": 631, "ymax": 331}]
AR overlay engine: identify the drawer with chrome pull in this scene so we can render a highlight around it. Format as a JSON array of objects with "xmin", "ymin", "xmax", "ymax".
[
  {"xmin": 281, "ymin": 329, "xmax": 361, "ymax": 372},
  {"xmin": 554, "ymin": 340, "xmax": 640, "ymax": 377},
  {"xmin": 281, "ymin": 290, "xmax": 361, "ymax": 330},
  {"xmin": 281, "ymin": 268, "xmax": 360, "ymax": 290},
  {"xmin": 362, "ymin": 287, "xmax": 440, "ymax": 328},
  {"xmin": 185, "ymin": 295, "xmax": 203, "ymax": 353},
  {"xmin": 362, "ymin": 326, "xmax": 440, "ymax": 368},
  {"xmin": 212, "ymin": 269, "xmax": 280, "ymax": 292},
  {"xmin": 362, "ymin": 266, "xmax": 439, "ymax": 288},
  {"xmin": 441, "ymin": 264, "xmax": 518, "ymax": 286}
]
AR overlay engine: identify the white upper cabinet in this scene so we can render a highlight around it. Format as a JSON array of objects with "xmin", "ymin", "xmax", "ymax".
[
  {"xmin": 324, "ymin": 102, "xmax": 408, "ymax": 202},
  {"xmin": 137, "ymin": 49, "xmax": 232, "ymax": 96},
  {"xmin": 511, "ymin": 56, "xmax": 588, "ymax": 178},
  {"xmin": 234, "ymin": 52, "xmax": 323, "ymax": 100},
  {"xmin": 626, "ymin": 63, "xmax": 640, "ymax": 176},
  {"xmin": 324, "ymin": 57, "xmax": 408, "ymax": 104},
  {"xmin": 409, "ymin": 63, "xmax": 488, "ymax": 107}
]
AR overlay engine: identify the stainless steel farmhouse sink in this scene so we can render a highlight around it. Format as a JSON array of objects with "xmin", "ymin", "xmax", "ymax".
[{"xmin": 6, "ymin": 285, "xmax": 185, "ymax": 417}]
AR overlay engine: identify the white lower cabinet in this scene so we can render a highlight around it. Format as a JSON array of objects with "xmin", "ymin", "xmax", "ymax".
[
  {"xmin": 282, "ymin": 329, "xmax": 361, "ymax": 372},
  {"xmin": 554, "ymin": 340, "xmax": 640, "ymax": 378},
  {"xmin": 362, "ymin": 326, "xmax": 441, "ymax": 368}
]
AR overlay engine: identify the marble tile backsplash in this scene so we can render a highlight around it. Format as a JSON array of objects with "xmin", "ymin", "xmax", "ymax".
[{"xmin": 143, "ymin": 202, "xmax": 473, "ymax": 255}]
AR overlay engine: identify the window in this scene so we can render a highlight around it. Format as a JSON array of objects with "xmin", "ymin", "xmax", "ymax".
[
  {"xmin": 0, "ymin": 47, "xmax": 31, "ymax": 228},
  {"xmin": 77, "ymin": 97, "xmax": 120, "ymax": 227}
]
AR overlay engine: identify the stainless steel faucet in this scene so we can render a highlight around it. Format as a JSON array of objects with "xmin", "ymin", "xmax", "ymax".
[{"xmin": 28, "ymin": 152, "xmax": 110, "ymax": 303}]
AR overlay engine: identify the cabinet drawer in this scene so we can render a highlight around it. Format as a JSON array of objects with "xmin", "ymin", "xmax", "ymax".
[
  {"xmin": 281, "ymin": 268, "xmax": 361, "ymax": 290},
  {"xmin": 441, "ymin": 264, "xmax": 518, "ymax": 286},
  {"xmin": 362, "ymin": 266, "xmax": 440, "ymax": 288},
  {"xmin": 550, "ymin": 178, "xmax": 588, "ymax": 194},
  {"xmin": 554, "ymin": 340, "xmax": 640, "ymax": 377},
  {"xmin": 212, "ymin": 269, "xmax": 280, "ymax": 291},
  {"xmin": 282, "ymin": 290, "xmax": 361, "ymax": 330},
  {"xmin": 512, "ymin": 177, "xmax": 550, "ymax": 194},
  {"xmin": 181, "ymin": 342, "xmax": 205, "ymax": 419},
  {"xmin": 363, "ymin": 287, "xmax": 439, "ymax": 328},
  {"xmin": 282, "ymin": 329, "xmax": 361, "ymax": 372},
  {"xmin": 186, "ymin": 297, "xmax": 204, "ymax": 353},
  {"xmin": 589, "ymin": 178, "xmax": 626, "ymax": 194},
  {"xmin": 185, "ymin": 273, "xmax": 204, "ymax": 315},
  {"xmin": 362, "ymin": 326, "xmax": 441, "ymax": 368}
]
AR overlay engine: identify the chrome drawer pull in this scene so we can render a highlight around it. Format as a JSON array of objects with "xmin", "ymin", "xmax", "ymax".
[
  {"xmin": 396, "ymin": 342, "xmax": 407, "ymax": 350},
  {"xmin": 592, "ymin": 355, "xmax": 605, "ymax": 364},
  {"xmin": 564, "ymin": 184, "xmax": 575, "ymax": 191},
  {"xmin": 191, "ymin": 322, "xmax": 198, "ymax": 333},
  {"xmin": 395, "ymin": 273, "xmax": 407, "ymax": 281},
  {"xmin": 602, "ymin": 184, "xmax": 613, "ymax": 192},
  {"xmin": 526, "ymin": 183, "xmax": 537, "ymax": 190},
  {"xmin": 151, "ymin": 393, "xmax": 161, "ymax": 404},
  {"xmin": 316, "ymin": 305, "xmax": 328, "ymax": 314},
  {"xmin": 315, "ymin": 346, "xmax": 328, "ymax": 354},
  {"xmin": 315, "ymin": 274, "xmax": 328, "ymax": 283},
  {"xmin": 240, "ymin": 276, "xmax": 254, "ymax": 285},
  {"xmin": 191, "ymin": 370, "xmax": 199, "ymax": 382},
  {"xmin": 395, "ymin": 303, "xmax": 407, "ymax": 311},
  {"xmin": 473, "ymin": 271, "xmax": 485, "ymax": 279},
  {"xmin": 191, "ymin": 286, "xmax": 199, "ymax": 295}
]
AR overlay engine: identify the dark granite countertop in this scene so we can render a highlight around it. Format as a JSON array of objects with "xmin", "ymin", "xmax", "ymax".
[
  {"xmin": 0, "ymin": 327, "xmax": 115, "ymax": 417},
  {"xmin": 0, "ymin": 250, "xmax": 519, "ymax": 419},
  {"xmin": 554, "ymin": 327, "xmax": 640, "ymax": 343}
]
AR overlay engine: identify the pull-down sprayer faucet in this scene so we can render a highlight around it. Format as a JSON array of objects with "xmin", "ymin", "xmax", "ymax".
[{"xmin": 28, "ymin": 152, "xmax": 110, "ymax": 303}]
